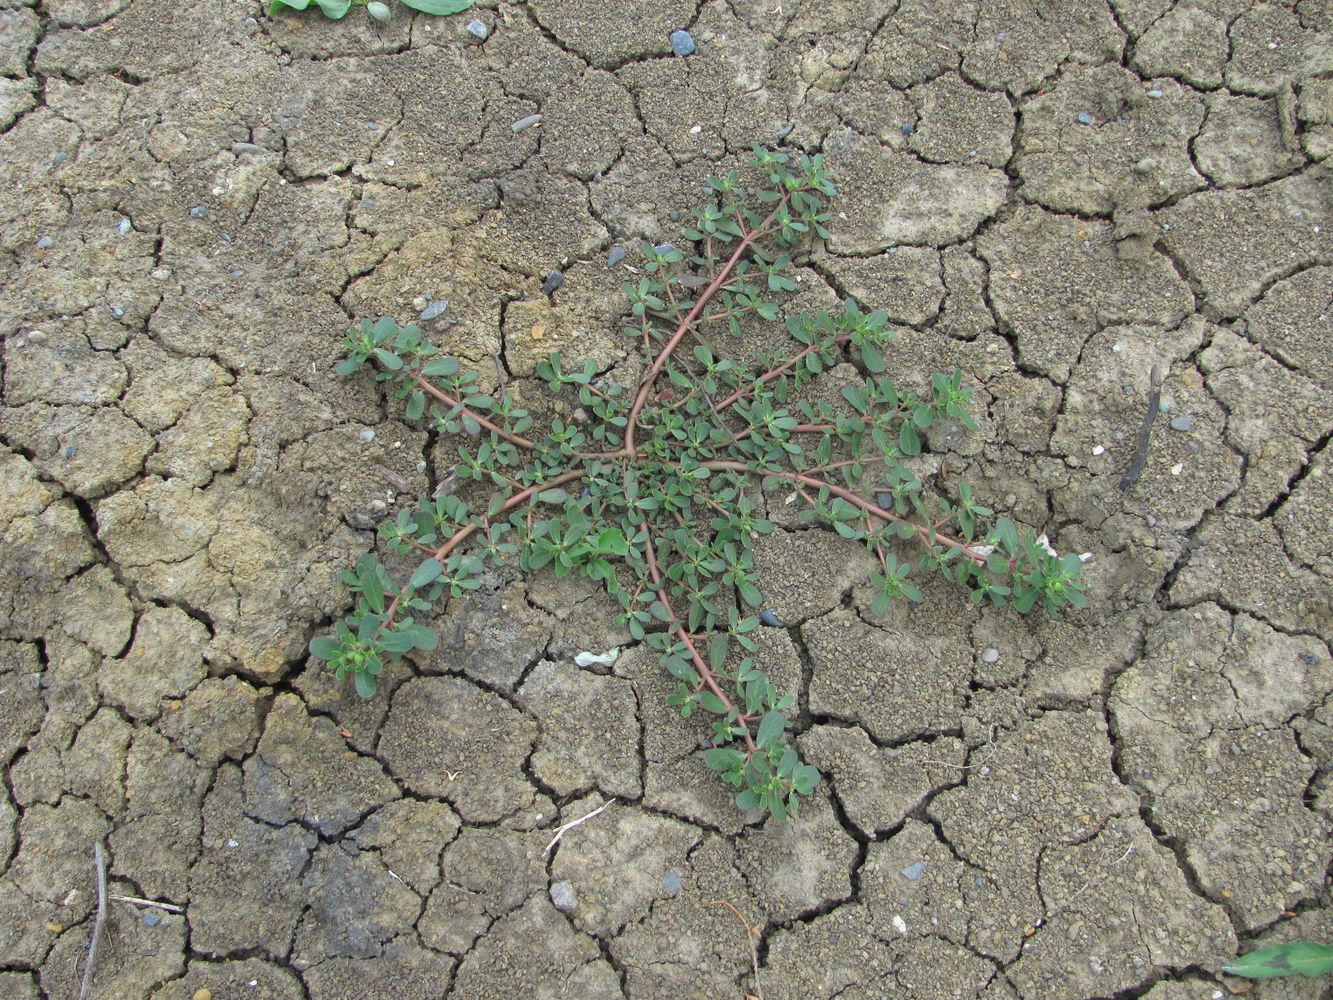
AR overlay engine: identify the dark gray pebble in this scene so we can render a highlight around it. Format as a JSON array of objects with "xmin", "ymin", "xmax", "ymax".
[
  {"xmin": 668, "ymin": 209, "xmax": 680, "ymax": 222},
  {"xmin": 189, "ymin": 205, "xmax": 207, "ymax": 219},
  {"xmin": 670, "ymin": 29, "xmax": 696, "ymax": 56},
  {"xmin": 654, "ymin": 243, "xmax": 675, "ymax": 256},
  {"xmin": 465, "ymin": 18, "xmax": 489, "ymax": 40},
  {"xmin": 607, "ymin": 246, "xmax": 627, "ymax": 267},
  {"xmin": 64, "ymin": 446, "xmax": 77, "ymax": 459},
  {"xmin": 759, "ymin": 608, "xmax": 784, "ymax": 627},
  {"xmin": 900, "ymin": 121, "xmax": 914, "ymax": 136},
  {"xmin": 542, "ymin": 269, "xmax": 564, "ymax": 296},
  {"xmin": 512, "ymin": 113, "xmax": 543, "ymax": 134},
  {"xmin": 1169, "ymin": 416, "xmax": 1193, "ymax": 432},
  {"xmin": 142, "ymin": 910, "xmax": 161, "ymax": 927}
]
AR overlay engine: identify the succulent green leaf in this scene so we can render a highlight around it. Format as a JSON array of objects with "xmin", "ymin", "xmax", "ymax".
[
  {"xmin": 399, "ymin": 0, "xmax": 474, "ymax": 13},
  {"xmin": 410, "ymin": 558, "xmax": 443, "ymax": 590},
  {"xmin": 1223, "ymin": 941, "xmax": 1333, "ymax": 980},
  {"xmin": 756, "ymin": 710, "xmax": 785, "ymax": 750}
]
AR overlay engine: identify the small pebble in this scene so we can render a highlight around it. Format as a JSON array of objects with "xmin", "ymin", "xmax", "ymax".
[
  {"xmin": 142, "ymin": 910, "xmax": 161, "ymax": 927},
  {"xmin": 1146, "ymin": 89, "xmax": 1163, "ymax": 98},
  {"xmin": 359, "ymin": 430, "xmax": 376, "ymax": 443},
  {"xmin": 1185, "ymin": 441, "xmax": 1201, "ymax": 455},
  {"xmin": 110, "ymin": 306, "xmax": 125, "ymax": 319},
  {"xmin": 664, "ymin": 870, "xmax": 683, "ymax": 895},
  {"xmin": 773, "ymin": 121, "xmax": 795, "ymax": 139},
  {"xmin": 981, "ymin": 647, "xmax": 1000, "ymax": 664},
  {"xmin": 419, "ymin": 299, "xmax": 449, "ymax": 322},
  {"xmin": 367, "ymin": 122, "xmax": 379, "ymax": 131},
  {"xmin": 1170, "ymin": 462, "xmax": 1184, "ymax": 476},
  {"xmin": 607, "ymin": 246, "xmax": 627, "ymax": 267},
  {"xmin": 512, "ymin": 113, "xmax": 543, "ymax": 134},
  {"xmin": 1076, "ymin": 112, "xmax": 1094, "ymax": 125},
  {"xmin": 670, "ymin": 29, "xmax": 696, "ymax": 56},
  {"xmin": 668, "ymin": 209, "xmax": 680, "ymax": 222},
  {"xmin": 759, "ymin": 609, "xmax": 784, "ymax": 628},
  {"xmin": 1298, "ymin": 651, "xmax": 1320, "ymax": 666},
  {"xmin": 416, "ymin": 460, "xmax": 428, "ymax": 473},
  {"xmin": 549, "ymin": 881, "xmax": 577, "ymax": 912},
  {"xmin": 1169, "ymin": 416, "xmax": 1193, "ymax": 432},
  {"xmin": 26, "ymin": 330, "xmax": 46, "ymax": 344},
  {"xmin": 193, "ymin": 990, "xmax": 212, "ymax": 1000},
  {"xmin": 189, "ymin": 205, "xmax": 207, "ymax": 219},
  {"xmin": 52, "ymin": 151, "xmax": 68, "ymax": 166},
  {"xmin": 542, "ymin": 269, "xmax": 564, "ymax": 296},
  {"xmin": 900, "ymin": 121, "xmax": 914, "ymax": 136},
  {"xmin": 63, "ymin": 446, "xmax": 77, "ymax": 459},
  {"xmin": 1091, "ymin": 445, "xmax": 1105, "ymax": 456},
  {"xmin": 35, "ymin": 235, "xmax": 53, "ymax": 249},
  {"xmin": 465, "ymin": 18, "xmax": 489, "ymax": 41},
  {"xmin": 654, "ymin": 242, "xmax": 675, "ymax": 256},
  {"xmin": 901, "ymin": 862, "xmax": 927, "ymax": 881},
  {"xmin": 226, "ymin": 839, "xmax": 238, "ymax": 849},
  {"xmin": 366, "ymin": 1, "xmax": 390, "ymax": 22}
]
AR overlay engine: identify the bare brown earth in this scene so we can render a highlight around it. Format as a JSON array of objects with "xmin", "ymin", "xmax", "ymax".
[{"xmin": 1, "ymin": 1, "xmax": 1331, "ymax": 998}]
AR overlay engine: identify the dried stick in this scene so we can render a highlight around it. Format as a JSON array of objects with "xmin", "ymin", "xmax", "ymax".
[
  {"xmin": 109, "ymin": 893, "xmax": 185, "ymax": 914},
  {"xmin": 708, "ymin": 898, "xmax": 764, "ymax": 1000},
  {"xmin": 79, "ymin": 841, "xmax": 107, "ymax": 1000},
  {"xmin": 543, "ymin": 798, "xmax": 614, "ymax": 857},
  {"xmin": 1118, "ymin": 365, "xmax": 1163, "ymax": 492}
]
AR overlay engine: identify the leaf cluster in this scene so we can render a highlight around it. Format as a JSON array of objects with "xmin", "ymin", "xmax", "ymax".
[
  {"xmin": 268, "ymin": 0, "xmax": 472, "ymax": 20},
  {"xmin": 313, "ymin": 145, "xmax": 1086, "ymax": 822}
]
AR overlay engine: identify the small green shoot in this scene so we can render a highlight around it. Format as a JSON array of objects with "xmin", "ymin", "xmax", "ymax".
[{"xmin": 1223, "ymin": 940, "xmax": 1333, "ymax": 980}]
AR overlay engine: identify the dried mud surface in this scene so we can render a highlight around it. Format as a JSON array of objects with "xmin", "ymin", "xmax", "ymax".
[{"xmin": 1, "ymin": 1, "xmax": 1331, "ymax": 998}]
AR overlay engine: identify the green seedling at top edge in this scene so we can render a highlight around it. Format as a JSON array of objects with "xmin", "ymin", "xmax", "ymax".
[
  {"xmin": 268, "ymin": 0, "xmax": 473, "ymax": 21},
  {"xmin": 313, "ymin": 144, "xmax": 1088, "ymax": 822},
  {"xmin": 1223, "ymin": 940, "xmax": 1333, "ymax": 980}
]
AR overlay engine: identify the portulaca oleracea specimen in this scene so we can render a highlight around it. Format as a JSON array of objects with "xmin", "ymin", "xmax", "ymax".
[{"xmin": 314, "ymin": 146, "xmax": 1086, "ymax": 820}]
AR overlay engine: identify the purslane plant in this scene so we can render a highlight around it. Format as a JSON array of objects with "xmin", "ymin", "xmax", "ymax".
[{"xmin": 313, "ymin": 146, "xmax": 1086, "ymax": 821}]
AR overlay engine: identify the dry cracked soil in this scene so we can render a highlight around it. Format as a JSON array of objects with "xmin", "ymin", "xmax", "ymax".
[{"xmin": 1, "ymin": 1, "xmax": 1331, "ymax": 998}]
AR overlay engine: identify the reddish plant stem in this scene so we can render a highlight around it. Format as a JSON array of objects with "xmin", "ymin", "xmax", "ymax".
[
  {"xmin": 640, "ymin": 525, "xmax": 757, "ymax": 753},
  {"xmin": 712, "ymin": 333, "xmax": 851, "ymax": 412},
  {"xmin": 411, "ymin": 371, "xmax": 536, "ymax": 451},
  {"xmin": 704, "ymin": 461, "xmax": 986, "ymax": 567},
  {"xmin": 625, "ymin": 190, "xmax": 802, "ymax": 452},
  {"xmin": 375, "ymin": 466, "xmax": 590, "ymax": 638}
]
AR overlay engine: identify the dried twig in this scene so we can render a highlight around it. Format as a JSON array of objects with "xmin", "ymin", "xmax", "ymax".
[
  {"xmin": 108, "ymin": 893, "xmax": 185, "ymax": 914},
  {"xmin": 1118, "ymin": 364, "xmax": 1163, "ymax": 491},
  {"xmin": 708, "ymin": 898, "xmax": 764, "ymax": 1000},
  {"xmin": 79, "ymin": 841, "xmax": 107, "ymax": 1000},
  {"xmin": 543, "ymin": 798, "xmax": 614, "ymax": 857}
]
